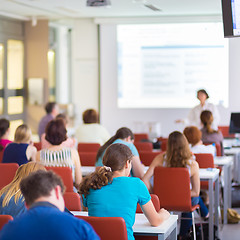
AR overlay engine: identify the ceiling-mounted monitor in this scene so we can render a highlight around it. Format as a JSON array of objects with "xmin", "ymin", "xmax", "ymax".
[{"xmin": 222, "ymin": 0, "xmax": 240, "ymax": 37}]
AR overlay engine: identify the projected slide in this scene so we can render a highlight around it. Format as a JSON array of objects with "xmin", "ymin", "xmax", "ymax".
[{"xmin": 117, "ymin": 23, "xmax": 228, "ymax": 108}]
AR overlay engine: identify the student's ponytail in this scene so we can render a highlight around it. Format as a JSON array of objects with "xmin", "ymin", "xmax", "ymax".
[
  {"xmin": 79, "ymin": 166, "xmax": 113, "ymax": 197},
  {"xmin": 200, "ymin": 110, "xmax": 217, "ymax": 134}
]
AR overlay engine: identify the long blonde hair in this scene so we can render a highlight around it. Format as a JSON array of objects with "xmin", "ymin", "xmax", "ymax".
[
  {"xmin": 0, "ymin": 162, "xmax": 46, "ymax": 207},
  {"xmin": 165, "ymin": 131, "xmax": 193, "ymax": 168}
]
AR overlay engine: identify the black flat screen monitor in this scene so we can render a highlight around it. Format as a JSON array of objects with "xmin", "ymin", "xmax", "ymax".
[
  {"xmin": 229, "ymin": 113, "xmax": 240, "ymax": 133},
  {"xmin": 222, "ymin": 0, "xmax": 240, "ymax": 37}
]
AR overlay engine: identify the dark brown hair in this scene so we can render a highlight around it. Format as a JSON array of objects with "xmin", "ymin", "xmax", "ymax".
[
  {"xmin": 96, "ymin": 127, "xmax": 134, "ymax": 162},
  {"xmin": 45, "ymin": 119, "xmax": 67, "ymax": 145},
  {"xmin": 165, "ymin": 131, "xmax": 192, "ymax": 168},
  {"xmin": 20, "ymin": 170, "xmax": 65, "ymax": 207},
  {"xmin": 83, "ymin": 109, "xmax": 99, "ymax": 124},
  {"xmin": 183, "ymin": 126, "xmax": 202, "ymax": 146},
  {"xmin": 0, "ymin": 118, "xmax": 10, "ymax": 138},
  {"xmin": 45, "ymin": 102, "xmax": 57, "ymax": 114},
  {"xmin": 200, "ymin": 110, "xmax": 218, "ymax": 134},
  {"xmin": 79, "ymin": 143, "xmax": 133, "ymax": 197},
  {"xmin": 197, "ymin": 89, "xmax": 209, "ymax": 99}
]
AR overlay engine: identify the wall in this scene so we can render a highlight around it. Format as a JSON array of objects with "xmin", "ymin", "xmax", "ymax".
[{"xmin": 71, "ymin": 19, "xmax": 99, "ymax": 127}]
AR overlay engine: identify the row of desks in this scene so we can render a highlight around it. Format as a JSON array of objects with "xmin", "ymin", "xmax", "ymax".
[{"xmin": 80, "ymin": 155, "xmax": 234, "ymax": 240}]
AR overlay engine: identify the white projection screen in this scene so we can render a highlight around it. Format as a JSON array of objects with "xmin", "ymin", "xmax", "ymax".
[{"xmin": 117, "ymin": 23, "xmax": 229, "ymax": 108}]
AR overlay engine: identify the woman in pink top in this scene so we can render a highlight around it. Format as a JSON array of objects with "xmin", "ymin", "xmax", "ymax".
[{"xmin": 0, "ymin": 118, "xmax": 12, "ymax": 150}]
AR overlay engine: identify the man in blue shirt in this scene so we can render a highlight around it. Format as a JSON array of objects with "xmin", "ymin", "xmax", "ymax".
[{"xmin": 0, "ymin": 170, "xmax": 99, "ymax": 240}]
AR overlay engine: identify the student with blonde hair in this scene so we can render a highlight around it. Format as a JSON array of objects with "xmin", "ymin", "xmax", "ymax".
[
  {"xmin": 79, "ymin": 143, "xmax": 170, "ymax": 240},
  {"xmin": 0, "ymin": 162, "xmax": 46, "ymax": 217},
  {"xmin": 2, "ymin": 124, "xmax": 37, "ymax": 165}
]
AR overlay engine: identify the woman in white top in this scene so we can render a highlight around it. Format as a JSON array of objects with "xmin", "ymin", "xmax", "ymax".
[
  {"xmin": 142, "ymin": 131, "xmax": 209, "ymax": 238},
  {"xmin": 183, "ymin": 126, "xmax": 216, "ymax": 156},
  {"xmin": 176, "ymin": 89, "xmax": 220, "ymax": 130},
  {"xmin": 36, "ymin": 119, "xmax": 82, "ymax": 188},
  {"xmin": 75, "ymin": 109, "xmax": 110, "ymax": 145}
]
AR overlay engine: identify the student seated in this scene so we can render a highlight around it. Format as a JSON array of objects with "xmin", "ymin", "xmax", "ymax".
[
  {"xmin": 0, "ymin": 118, "xmax": 12, "ymax": 150},
  {"xmin": 0, "ymin": 170, "xmax": 99, "ymax": 240},
  {"xmin": 142, "ymin": 131, "xmax": 209, "ymax": 238},
  {"xmin": 79, "ymin": 143, "xmax": 170, "ymax": 240},
  {"xmin": 183, "ymin": 126, "xmax": 216, "ymax": 156},
  {"xmin": 2, "ymin": 124, "xmax": 37, "ymax": 165},
  {"xmin": 0, "ymin": 162, "xmax": 46, "ymax": 217},
  {"xmin": 95, "ymin": 127, "xmax": 144, "ymax": 178},
  {"xmin": 36, "ymin": 119, "xmax": 82, "ymax": 188}
]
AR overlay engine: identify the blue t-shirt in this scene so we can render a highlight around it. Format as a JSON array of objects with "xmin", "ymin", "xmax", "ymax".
[
  {"xmin": 95, "ymin": 139, "xmax": 139, "ymax": 166},
  {"xmin": 83, "ymin": 177, "xmax": 151, "ymax": 240},
  {"xmin": 2, "ymin": 143, "xmax": 29, "ymax": 166},
  {"xmin": 0, "ymin": 194, "xmax": 27, "ymax": 218},
  {"xmin": 0, "ymin": 202, "xmax": 100, "ymax": 240}
]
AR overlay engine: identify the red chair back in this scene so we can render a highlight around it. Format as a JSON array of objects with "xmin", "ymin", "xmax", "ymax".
[
  {"xmin": 157, "ymin": 138, "xmax": 168, "ymax": 151},
  {"xmin": 134, "ymin": 133, "xmax": 149, "ymax": 142},
  {"xmin": 0, "ymin": 215, "xmax": 13, "ymax": 230},
  {"xmin": 63, "ymin": 192, "xmax": 81, "ymax": 211},
  {"xmin": 136, "ymin": 194, "xmax": 160, "ymax": 213},
  {"xmin": 194, "ymin": 153, "xmax": 214, "ymax": 168},
  {"xmin": 76, "ymin": 216, "xmax": 128, "ymax": 240},
  {"xmin": 33, "ymin": 142, "xmax": 42, "ymax": 151},
  {"xmin": 134, "ymin": 142, "xmax": 153, "ymax": 152},
  {"xmin": 77, "ymin": 143, "xmax": 100, "ymax": 153},
  {"xmin": 78, "ymin": 152, "xmax": 96, "ymax": 166},
  {"xmin": 218, "ymin": 126, "xmax": 235, "ymax": 138},
  {"xmin": 153, "ymin": 167, "xmax": 193, "ymax": 212},
  {"xmin": 139, "ymin": 151, "xmax": 161, "ymax": 166},
  {"xmin": 0, "ymin": 149, "xmax": 4, "ymax": 163},
  {"xmin": 203, "ymin": 142, "xmax": 222, "ymax": 156},
  {"xmin": 0, "ymin": 163, "xmax": 19, "ymax": 190},
  {"xmin": 46, "ymin": 166, "xmax": 74, "ymax": 192}
]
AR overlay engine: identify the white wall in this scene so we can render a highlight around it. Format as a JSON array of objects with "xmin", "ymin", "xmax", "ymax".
[{"xmin": 72, "ymin": 19, "xmax": 240, "ymax": 137}]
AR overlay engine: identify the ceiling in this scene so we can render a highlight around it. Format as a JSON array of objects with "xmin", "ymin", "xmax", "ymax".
[{"xmin": 0, "ymin": 0, "xmax": 222, "ymax": 21}]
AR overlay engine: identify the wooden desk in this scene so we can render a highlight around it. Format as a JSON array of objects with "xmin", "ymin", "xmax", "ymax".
[{"xmin": 72, "ymin": 211, "xmax": 178, "ymax": 240}]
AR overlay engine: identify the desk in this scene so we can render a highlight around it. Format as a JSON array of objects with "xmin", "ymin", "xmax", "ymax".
[
  {"xmin": 199, "ymin": 168, "xmax": 219, "ymax": 240},
  {"xmin": 214, "ymin": 156, "xmax": 233, "ymax": 224},
  {"xmin": 72, "ymin": 211, "xmax": 178, "ymax": 240}
]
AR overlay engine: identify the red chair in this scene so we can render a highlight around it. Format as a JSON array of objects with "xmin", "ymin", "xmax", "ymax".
[
  {"xmin": 218, "ymin": 126, "xmax": 235, "ymax": 138},
  {"xmin": 139, "ymin": 151, "xmax": 161, "ymax": 166},
  {"xmin": 134, "ymin": 142, "xmax": 153, "ymax": 152},
  {"xmin": 33, "ymin": 142, "xmax": 42, "ymax": 151},
  {"xmin": 78, "ymin": 152, "xmax": 96, "ymax": 166},
  {"xmin": 63, "ymin": 192, "xmax": 81, "ymax": 211},
  {"xmin": 157, "ymin": 137, "xmax": 168, "ymax": 151},
  {"xmin": 153, "ymin": 167, "xmax": 201, "ymax": 240},
  {"xmin": 136, "ymin": 194, "xmax": 160, "ymax": 213},
  {"xmin": 0, "ymin": 163, "xmax": 19, "ymax": 190},
  {"xmin": 46, "ymin": 166, "xmax": 74, "ymax": 192},
  {"xmin": 203, "ymin": 142, "xmax": 222, "ymax": 156},
  {"xmin": 77, "ymin": 143, "xmax": 100, "ymax": 153},
  {"xmin": 76, "ymin": 216, "xmax": 128, "ymax": 240},
  {"xmin": 0, "ymin": 149, "xmax": 4, "ymax": 163},
  {"xmin": 134, "ymin": 133, "xmax": 149, "ymax": 142},
  {"xmin": 0, "ymin": 215, "xmax": 13, "ymax": 230}
]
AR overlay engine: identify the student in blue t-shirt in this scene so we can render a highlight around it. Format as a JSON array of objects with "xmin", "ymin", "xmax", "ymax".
[
  {"xmin": 95, "ymin": 127, "xmax": 144, "ymax": 178},
  {"xmin": 79, "ymin": 143, "xmax": 170, "ymax": 240}
]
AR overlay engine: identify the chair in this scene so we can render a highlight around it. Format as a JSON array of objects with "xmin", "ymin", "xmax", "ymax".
[
  {"xmin": 139, "ymin": 151, "xmax": 161, "ymax": 166},
  {"xmin": 0, "ymin": 215, "xmax": 13, "ymax": 230},
  {"xmin": 203, "ymin": 142, "xmax": 222, "ymax": 156},
  {"xmin": 76, "ymin": 216, "xmax": 128, "ymax": 240},
  {"xmin": 194, "ymin": 153, "xmax": 215, "ymax": 190},
  {"xmin": 218, "ymin": 126, "xmax": 235, "ymax": 138},
  {"xmin": 46, "ymin": 166, "xmax": 74, "ymax": 192},
  {"xmin": 78, "ymin": 152, "xmax": 96, "ymax": 166},
  {"xmin": 153, "ymin": 167, "xmax": 200, "ymax": 240},
  {"xmin": 77, "ymin": 143, "xmax": 101, "ymax": 153},
  {"xmin": 134, "ymin": 133, "xmax": 149, "ymax": 142},
  {"xmin": 134, "ymin": 142, "xmax": 153, "ymax": 152},
  {"xmin": 0, "ymin": 149, "xmax": 4, "ymax": 163},
  {"xmin": 0, "ymin": 163, "xmax": 19, "ymax": 190},
  {"xmin": 63, "ymin": 192, "xmax": 81, "ymax": 211},
  {"xmin": 136, "ymin": 194, "xmax": 160, "ymax": 213},
  {"xmin": 157, "ymin": 137, "xmax": 168, "ymax": 151},
  {"xmin": 33, "ymin": 142, "xmax": 42, "ymax": 151}
]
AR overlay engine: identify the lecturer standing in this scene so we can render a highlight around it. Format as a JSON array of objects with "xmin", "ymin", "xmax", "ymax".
[{"xmin": 177, "ymin": 89, "xmax": 220, "ymax": 130}]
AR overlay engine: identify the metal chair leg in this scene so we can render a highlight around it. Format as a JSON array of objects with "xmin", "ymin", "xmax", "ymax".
[{"xmin": 192, "ymin": 212, "xmax": 196, "ymax": 240}]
